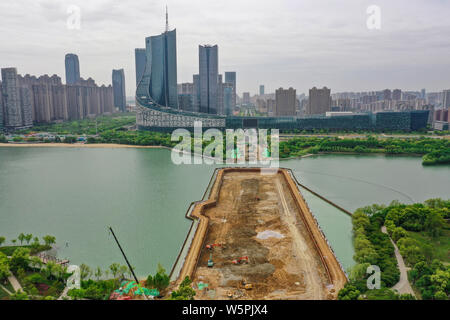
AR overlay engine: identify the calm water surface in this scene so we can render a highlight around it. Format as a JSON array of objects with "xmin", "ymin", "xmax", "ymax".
[{"xmin": 0, "ymin": 148, "xmax": 448, "ymax": 275}]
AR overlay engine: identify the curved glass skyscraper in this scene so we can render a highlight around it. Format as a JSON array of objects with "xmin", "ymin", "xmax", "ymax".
[{"xmin": 136, "ymin": 29, "xmax": 178, "ymax": 109}]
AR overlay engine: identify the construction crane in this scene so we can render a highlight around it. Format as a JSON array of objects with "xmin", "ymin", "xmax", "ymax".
[{"xmin": 108, "ymin": 226, "xmax": 148, "ymax": 300}]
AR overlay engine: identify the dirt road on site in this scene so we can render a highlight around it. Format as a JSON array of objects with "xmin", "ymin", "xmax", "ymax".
[{"xmin": 183, "ymin": 169, "xmax": 345, "ymax": 300}]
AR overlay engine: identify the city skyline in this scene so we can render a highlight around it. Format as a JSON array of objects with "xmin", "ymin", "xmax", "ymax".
[{"xmin": 0, "ymin": 0, "xmax": 449, "ymax": 97}]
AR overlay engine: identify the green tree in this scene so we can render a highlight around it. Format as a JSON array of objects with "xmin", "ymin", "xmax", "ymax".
[
  {"xmin": 10, "ymin": 290, "xmax": 30, "ymax": 300},
  {"xmin": 0, "ymin": 236, "xmax": 5, "ymax": 247},
  {"xmin": 349, "ymin": 263, "xmax": 371, "ymax": 282},
  {"xmin": 29, "ymin": 255, "xmax": 43, "ymax": 271},
  {"xmin": 434, "ymin": 291, "xmax": 448, "ymax": 300},
  {"xmin": 118, "ymin": 265, "xmax": 129, "ymax": 279},
  {"xmin": 80, "ymin": 264, "xmax": 92, "ymax": 281},
  {"xmin": 170, "ymin": 276, "xmax": 196, "ymax": 300},
  {"xmin": 42, "ymin": 235, "xmax": 56, "ymax": 247},
  {"xmin": 392, "ymin": 227, "xmax": 407, "ymax": 242},
  {"xmin": 109, "ymin": 263, "xmax": 120, "ymax": 278},
  {"xmin": 424, "ymin": 210, "xmax": 444, "ymax": 238},
  {"xmin": 0, "ymin": 252, "xmax": 11, "ymax": 281},
  {"xmin": 24, "ymin": 234, "xmax": 33, "ymax": 245},
  {"xmin": 18, "ymin": 233, "xmax": 25, "ymax": 245},
  {"xmin": 44, "ymin": 261, "xmax": 57, "ymax": 279},
  {"xmin": 10, "ymin": 247, "xmax": 30, "ymax": 271},
  {"xmin": 338, "ymin": 284, "xmax": 361, "ymax": 300},
  {"xmin": 94, "ymin": 267, "xmax": 103, "ymax": 281},
  {"xmin": 147, "ymin": 263, "xmax": 170, "ymax": 292}
]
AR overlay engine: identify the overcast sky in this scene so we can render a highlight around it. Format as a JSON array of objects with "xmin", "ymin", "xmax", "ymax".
[{"xmin": 1, "ymin": 0, "xmax": 449, "ymax": 96}]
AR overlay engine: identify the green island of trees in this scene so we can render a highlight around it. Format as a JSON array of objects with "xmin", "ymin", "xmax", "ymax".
[
  {"xmin": 339, "ymin": 198, "xmax": 449, "ymax": 300},
  {"xmin": 279, "ymin": 135, "xmax": 450, "ymax": 165}
]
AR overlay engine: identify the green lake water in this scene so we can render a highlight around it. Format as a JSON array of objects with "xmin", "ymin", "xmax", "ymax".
[{"xmin": 0, "ymin": 148, "xmax": 449, "ymax": 276}]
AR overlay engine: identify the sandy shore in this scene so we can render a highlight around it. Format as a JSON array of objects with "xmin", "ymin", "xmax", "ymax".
[{"xmin": 0, "ymin": 143, "xmax": 171, "ymax": 149}]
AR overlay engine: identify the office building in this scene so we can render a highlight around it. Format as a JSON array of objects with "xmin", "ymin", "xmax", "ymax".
[
  {"xmin": 306, "ymin": 87, "xmax": 331, "ymax": 115},
  {"xmin": 242, "ymin": 92, "xmax": 250, "ymax": 105},
  {"xmin": 224, "ymin": 72, "xmax": 236, "ymax": 109},
  {"xmin": 112, "ymin": 69, "xmax": 126, "ymax": 112},
  {"xmin": 136, "ymin": 26, "xmax": 178, "ymax": 109},
  {"xmin": 135, "ymin": 48, "xmax": 146, "ymax": 86},
  {"xmin": 1, "ymin": 68, "xmax": 32, "ymax": 129},
  {"xmin": 199, "ymin": 45, "xmax": 219, "ymax": 114},
  {"xmin": 392, "ymin": 89, "xmax": 402, "ymax": 101},
  {"xmin": 223, "ymin": 83, "xmax": 234, "ymax": 116},
  {"xmin": 259, "ymin": 85, "xmax": 265, "ymax": 96},
  {"xmin": 192, "ymin": 74, "xmax": 200, "ymax": 112},
  {"xmin": 443, "ymin": 89, "xmax": 450, "ymax": 109},
  {"xmin": 275, "ymin": 87, "xmax": 296, "ymax": 116},
  {"xmin": 65, "ymin": 54, "xmax": 80, "ymax": 85},
  {"xmin": 178, "ymin": 82, "xmax": 194, "ymax": 111},
  {"xmin": 18, "ymin": 71, "xmax": 112, "ymax": 123}
]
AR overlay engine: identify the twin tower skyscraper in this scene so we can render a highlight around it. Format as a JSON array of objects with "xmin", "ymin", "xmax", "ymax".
[{"xmin": 135, "ymin": 10, "xmax": 236, "ymax": 116}]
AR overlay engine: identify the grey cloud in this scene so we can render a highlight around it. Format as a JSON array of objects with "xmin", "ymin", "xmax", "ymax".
[{"xmin": 0, "ymin": 0, "xmax": 449, "ymax": 96}]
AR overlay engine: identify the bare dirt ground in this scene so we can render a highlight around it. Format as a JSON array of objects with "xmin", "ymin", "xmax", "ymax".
[{"xmin": 192, "ymin": 171, "xmax": 332, "ymax": 300}]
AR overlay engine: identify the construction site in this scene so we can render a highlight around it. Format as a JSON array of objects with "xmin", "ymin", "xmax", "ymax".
[{"xmin": 171, "ymin": 168, "xmax": 348, "ymax": 300}]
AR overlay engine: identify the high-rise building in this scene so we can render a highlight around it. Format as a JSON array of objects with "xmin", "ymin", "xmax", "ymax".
[
  {"xmin": 112, "ymin": 69, "xmax": 126, "ymax": 112},
  {"xmin": 443, "ymin": 89, "xmax": 450, "ymax": 109},
  {"xmin": 199, "ymin": 45, "xmax": 219, "ymax": 114},
  {"xmin": 242, "ymin": 92, "xmax": 250, "ymax": 105},
  {"xmin": 223, "ymin": 83, "xmax": 233, "ymax": 116},
  {"xmin": 135, "ymin": 48, "xmax": 146, "ymax": 86},
  {"xmin": 192, "ymin": 74, "xmax": 200, "ymax": 112},
  {"xmin": 178, "ymin": 83, "xmax": 194, "ymax": 95},
  {"xmin": 259, "ymin": 85, "xmax": 265, "ymax": 96},
  {"xmin": 306, "ymin": 87, "xmax": 331, "ymax": 115},
  {"xmin": 392, "ymin": 89, "xmax": 402, "ymax": 101},
  {"xmin": 65, "ymin": 54, "xmax": 80, "ymax": 85},
  {"xmin": 19, "ymin": 86, "xmax": 33, "ymax": 127},
  {"xmin": 178, "ymin": 82, "xmax": 194, "ymax": 111},
  {"xmin": 275, "ymin": 87, "xmax": 296, "ymax": 116},
  {"xmin": 256, "ymin": 98, "xmax": 267, "ymax": 114},
  {"xmin": 66, "ymin": 77, "xmax": 114, "ymax": 120},
  {"xmin": 136, "ymin": 26, "xmax": 178, "ymax": 109},
  {"xmin": 224, "ymin": 72, "xmax": 236, "ymax": 109},
  {"xmin": 1, "ymin": 68, "xmax": 32, "ymax": 129},
  {"xmin": 217, "ymin": 74, "xmax": 224, "ymax": 115}
]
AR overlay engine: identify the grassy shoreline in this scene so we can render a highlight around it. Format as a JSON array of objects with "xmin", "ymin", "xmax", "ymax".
[{"xmin": 0, "ymin": 143, "xmax": 171, "ymax": 149}]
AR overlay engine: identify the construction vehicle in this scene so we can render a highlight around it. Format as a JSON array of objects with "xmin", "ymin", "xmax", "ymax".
[
  {"xmin": 232, "ymin": 256, "xmax": 249, "ymax": 265},
  {"xmin": 207, "ymin": 253, "xmax": 214, "ymax": 267},
  {"xmin": 205, "ymin": 243, "xmax": 222, "ymax": 250},
  {"xmin": 242, "ymin": 278, "xmax": 253, "ymax": 290}
]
